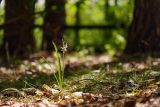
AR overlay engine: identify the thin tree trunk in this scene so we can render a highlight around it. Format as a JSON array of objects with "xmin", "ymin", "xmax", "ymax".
[
  {"xmin": 124, "ymin": 0, "xmax": 160, "ymax": 54},
  {"xmin": 42, "ymin": 0, "xmax": 65, "ymax": 51}
]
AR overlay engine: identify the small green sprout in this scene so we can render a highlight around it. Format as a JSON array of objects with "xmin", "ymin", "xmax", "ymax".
[{"xmin": 52, "ymin": 40, "xmax": 67, "ymax": 96}]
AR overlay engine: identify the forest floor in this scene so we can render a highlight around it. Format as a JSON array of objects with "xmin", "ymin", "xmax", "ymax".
[{"xmin": 0, "ymin": 52, "xmax": 160, "ymax": 107}]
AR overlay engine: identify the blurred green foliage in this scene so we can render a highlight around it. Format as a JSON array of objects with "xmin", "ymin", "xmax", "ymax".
[
  {"xmin": 65, "ymin": 0, "xmax": 134, "ymax": 54},
  {"xmin": 0, "ymin": 0, "xmax": 134, "ymax": 54},
  {"xmin": 34, "ymin": 2, "xmax": 45, "ymax": 50},
  {"xmin": 0, "ymin": 5, "xmax": 4, "ymax": 46}
]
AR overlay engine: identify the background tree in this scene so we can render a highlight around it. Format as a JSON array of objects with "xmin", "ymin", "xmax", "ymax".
[
  {"xmin": 0, "ymin": 0, "xmax": 36, "ymax": 58},
  {"xmin": 42, "ymin": 0, "xmax": 66, "ymax": 51},
  {"xmin": 124, "ymin": 0, "xmax": 160, "ymax": 54}
]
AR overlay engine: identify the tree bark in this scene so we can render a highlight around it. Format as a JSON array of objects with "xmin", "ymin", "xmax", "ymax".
[
  {"xmin": 42, "ymin": 0, "xmax": 65, "ymax": 51},
  {"xmin": 124, "ymin": 0, "xmax": 160, "ymax": 54},
  {"xmin": 1, "ymin": 0, "xmax": 36, "ymax": 58}
]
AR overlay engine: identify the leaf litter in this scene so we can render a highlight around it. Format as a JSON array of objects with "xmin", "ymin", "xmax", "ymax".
[{"xmin": 0, "ymin": 53, "xmax": 160, "ymax": 106}]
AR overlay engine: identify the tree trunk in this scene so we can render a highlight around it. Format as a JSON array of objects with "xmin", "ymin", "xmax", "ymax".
[
  {"xmin": 1, "ymin": 0, "xmax": 35, "ymax": 58},
  {"xmin": 42, "ymin": 0, "xmax": 65, "ymax": 51},
  {"xmin": 124, "ymin": 0, "xmax": 160, "ymax": 54}
]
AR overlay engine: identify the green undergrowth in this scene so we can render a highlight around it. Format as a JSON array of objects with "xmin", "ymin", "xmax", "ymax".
[
  {"xmin": 0, "ymin": 62, "xmax": 159, "ymax": 99},
  {"xmin": 64, "ymin": 68, "xmax": 160, "ymax": 95}
]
